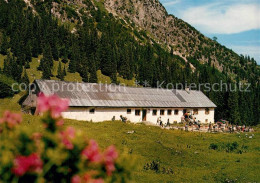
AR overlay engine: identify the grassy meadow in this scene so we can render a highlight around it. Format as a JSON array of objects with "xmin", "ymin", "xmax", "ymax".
[{"xmin": 0, "ymin": 95, "xmax": 259, "ymax": 182}]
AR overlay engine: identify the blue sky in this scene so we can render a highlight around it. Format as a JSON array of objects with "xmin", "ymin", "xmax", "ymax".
[{"xmin": 159, "ymin": 0, "xmax": 260, "ymax": 64}]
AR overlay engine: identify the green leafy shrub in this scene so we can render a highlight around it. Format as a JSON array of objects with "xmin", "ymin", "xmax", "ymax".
[
  {"xmin": 209, "ymin": 143, "xmax": 218, "ymax": 150},
  {"xmin": 209, "ymin": 141, "xmax": 242, "ymax": 153},
  {"xmin": 226, "ymin": 142, "xmax": 239, "ymax": 153}
]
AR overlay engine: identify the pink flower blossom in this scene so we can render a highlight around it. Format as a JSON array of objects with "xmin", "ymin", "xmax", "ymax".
[
  {"xmin": 12, "ymin": 153, "xmax": 43, "ymax": 176},
  {"xmin": 37, "ymin": 93, "xmax": 69, "ymax": 119},
  {"xmin": 82, "ymin": 172, "xmax": 104, "ymax": 183},
  {"xmin": 71, "ymin": 173, "xmax": 104, "ymax": 183},
  {"xmin": 71, "ymin": 175, "xmax": 81, "ymax": 183},
  {"xmin": 92, "ymin": 179, "xmax": 104, "ymax": 183},
  {"xmin": 0, "ymin": 110, "xmax": 22, "ymax": 128},
  {"xmin": 56, "ymin": 119, "xmax": 64, "ymax": 126},
  {"xmin": 82, "ymin": 140, "xmax": 102, "ymax": 163},
  {"xmin": 36, "ymin": 93, "xmax": 50, "ymax": 113},
  {"xmin": 60, "ymin": 127, "xmax": 76, "ymax": 150},
  {"xmin": 103, "ymin": 146, "xmax": 118, "ymax": 176},
  {"xmin": 31, "ymin": 132, "xmax": 42, "ymax": 140}
]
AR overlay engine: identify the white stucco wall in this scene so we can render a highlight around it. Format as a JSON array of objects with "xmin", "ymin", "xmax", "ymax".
[{"xmin": 62, "ymin": 107, "xmax": 215, "ymax": 124}]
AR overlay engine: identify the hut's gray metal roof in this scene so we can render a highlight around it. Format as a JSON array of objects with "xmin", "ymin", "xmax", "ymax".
[{"xmin": 34, "ymin": 80, "xmax": 217, "ymax": 108}]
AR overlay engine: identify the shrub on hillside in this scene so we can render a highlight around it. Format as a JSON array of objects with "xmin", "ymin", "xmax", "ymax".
[
  {"xmin": 144, "ymin": 160, "xmax": 160, "ymax": 173},
  {"xmin": 225, "ymin": 142, "xmax": 239, "ymax": 153},
  {"xmin": 144, "ymin": 160, "xmax": 174, "ymax": 175},
  {"xmin": 209, "ymin": 141, "xmax": 245, "ymax": 153},
  {"xmin": 209, "ymin": 143, "xmax": 218, "ymax": 150},
  {"xmin": 0, "ymin": 93, "xmax": 133, "ymax": 182}
]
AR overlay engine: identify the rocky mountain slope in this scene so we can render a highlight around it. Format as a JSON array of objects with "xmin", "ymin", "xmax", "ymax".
[
  {"xmin": 103, "ymin": 0, "xmax": 254, "ymax": 72},
  {"xmin": 44, "ymin": 0, "xmax": 259, "ymax": 80}
]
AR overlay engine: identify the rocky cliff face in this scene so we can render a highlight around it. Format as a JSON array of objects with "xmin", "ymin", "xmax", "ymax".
[{"xmin": 103, "ymin": 0, "xmax": 242, "ymax": 71}]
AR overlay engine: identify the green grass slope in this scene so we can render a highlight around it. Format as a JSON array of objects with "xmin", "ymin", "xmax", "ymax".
[{"xmin": 0, "ymin": 96, "xmax": 259, "ymax": 182}]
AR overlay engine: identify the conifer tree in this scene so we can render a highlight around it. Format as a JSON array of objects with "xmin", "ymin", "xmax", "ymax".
[
  {"xmin": 31, "ymin": 37, "xmax": 40, "ymax": 57},
  {"xmin": 10, "ymin": 31, "xmax": 20, "ymax": 58},
  {"xmin": 3, "ymin": 51, "xmax": 12, "ymax": 76},
  {"xmin": 0, "ymin": 81, "xmax": 14, "ymax": 98},
  {"xmin": 3, "ymin": 51, "xmax": 22, "ymax": 81},
  {"xmin": 98, "ymin": 34, "xmax": 116, "ymax": 79},
  {"xmin": 95, "ymin": 8, "xmax": 102, "ymax": 22},
  {"xmin": 62, "ymin": 66, "xmax": 66, "ymax": 81},
  {"xmin": 89, "ymin": 55, "xmax": 97, "ymax": 83},
  {"xmin": 61, "ymin": 54, "xmax": 68, "ymax": 64},
  {"xmin": 228, "ymin": 84, "xmax": 241, "ymax": 124},
  {"xmin": 41, "ymin": 61, "xmax": 52, "ymax": 79},
  {"xmin": 119, "ymin": 47, "xmax": 131, "ymax": 80},
  {"xmin": 38, "ymin": 43, "xmax": 53, "ymax": 71},
  {"xmin": 111, "ymin": 72, "xmax": 117, "ymax": 84},
  {"xmin": 0, "ymin": 31, "xmax": 8, "ymax": 55},
  {"xmin": 184, "ymin": 62, "xmax": 192, "ymax": 84},
  {"xmin": 69, "ymin": 43, "xmax": 80, "ymax": 73},
  {"xmin": 39, "ymin": 43, "xmax": 53, "ymax": 79},
  {"xmin": 57, "ymin": 61, "xmax": 63, "ymax": 80},
  {"xmin": 12, "ymin": 58, "xmax": 23, "ymax": 82},
  {"xmin": 81, "ymin": 70, "xmax": 89, "ymax": 83},
  {"xmin": 51, "ymin": 41, "xmax": 59, "ymax": 61},
  {"xmin": 140, "ymin": 45, "xmax": 154, "ymax": 85},
  {"xmin": 25, "ymin": 42, "xmax": 32, "ymax": 63}
]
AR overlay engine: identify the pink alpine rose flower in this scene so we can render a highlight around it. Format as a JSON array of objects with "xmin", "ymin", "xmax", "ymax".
[
  {"xmin": 92, "ymin": 178, "xmax": 104, "ymax": 183},
  {"xmin": 82, "ymin": 140, "xmax": 102, "ymax": 163},
  {"xmin": 12, "ymin": 153, "xmax": 43, "ymax": 176},
  {"xmin": 37, "ymin": 93, "xmax": 69, "ymax": 118},
  {"xmin": 71, "ymin": 175, "xmax": 81, "ymax": 183},
  {"xmin": 103, "ymin": 145, "xmax": 118, "ymax": 176},
  {"xmin": 36, "ymin": 93, "xmax": 50, "ymax": 113},
  {"xmin": 82, "ymin": 172, "xmax": 104, "ymax": 183},
  {"xmin": 71, "ymin": 173, "xmax": 104, "ymax": 183},
  {"xmin": 60, "ymin": 127, "xmax": 76, "ymax": 150},
  {"xmin": 56, "ymin": 119, "xmax": 64, "ymax": 126},
  {"xmin": 31, "ymin": 132, "xmax": 42, "ymax": 140},
  {"xmin": 0, "ymin": 110, "xmax": 22, "ymax": 128}
]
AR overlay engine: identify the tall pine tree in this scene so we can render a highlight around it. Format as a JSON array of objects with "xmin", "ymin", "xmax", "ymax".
[
  {"xmin": 227, "ymin": 83, "xmax": 241, "ymax": 124},
  {"xmin": 0, "ymin": 31, "xmax": 8, "ymax": 55}
]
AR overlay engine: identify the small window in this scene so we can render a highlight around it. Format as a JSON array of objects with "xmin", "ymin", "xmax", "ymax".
[
  {"xmin": 174, "ymin": 110, "xmax": 179, "ymax": 115},
  {"xmin": 193, "ymin": 109, "xmax": 198, "ymax": 115},
  {"xmin": 167, "ymin": 109, "xmax": 172, "ymax": 115},
  {"xmin": 89, "ymin": 108, "xmax": 95, "ymax": 114},
  {"xmin": 152, "ymin": 109, "xmax": 157, "ymax": 116},
  {"xmin": 160, "ymin": 110, "xmax": 165, "ymax": 115},
  {"xmin": 127, "ymin": 109, "xmax": 131, "ymax": 114},
  {"xmin": 135, "ymin": 110, "xmax": 140, "ymax": 116},
  {"xmin": 205, "ymin": 108, "xmax": 210, "ymax": 115},
  {"xmin": 205, "ymin": 119, "xmax": 208, "ymax": 123}
]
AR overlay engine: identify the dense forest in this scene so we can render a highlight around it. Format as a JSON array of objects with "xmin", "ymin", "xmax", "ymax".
[{"xmin": 0, "ymin": 0, "xmax": 259, "ymax": 125}]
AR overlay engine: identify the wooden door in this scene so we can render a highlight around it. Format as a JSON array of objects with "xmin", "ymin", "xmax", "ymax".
[{"xmin": 142, "ymin": 110, "xmax": 147, "ymax": 121}]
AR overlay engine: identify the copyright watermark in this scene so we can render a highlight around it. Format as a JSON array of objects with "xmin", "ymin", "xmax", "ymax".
[{"xmin": 11, "ymin": 80, "xmax": 251, "ymax": 93}]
